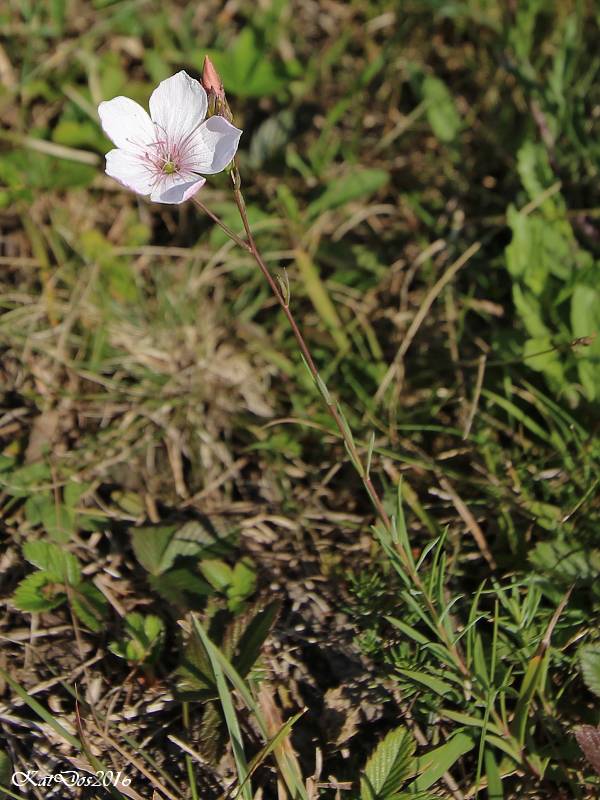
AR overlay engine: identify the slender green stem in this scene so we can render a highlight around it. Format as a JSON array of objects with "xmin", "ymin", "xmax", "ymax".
[
  {"xmin": 192, "ymin": 171, "xmax": 468, "ymax": 677},
  {"xmin": 229, "ymin": 175, "xmax": 395, "ymax": 534},
  {"xmin": 191, "ymin": 196, "xmax": 251, "ymax": 252}
]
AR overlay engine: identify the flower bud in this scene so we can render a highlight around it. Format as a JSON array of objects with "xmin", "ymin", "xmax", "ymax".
[
  {"xmin": 202, "ymin": 55, "xmax": 234, "ymax": 124},
  {"xmin": 202, "ymin": 56, "xmax": 224, "ymax": 100}
]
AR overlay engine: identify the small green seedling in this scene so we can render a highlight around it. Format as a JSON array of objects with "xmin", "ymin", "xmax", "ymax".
[
  {"xmin": 199, "ymin": 557, "xmax": 257, "ymax": 612},
  {"xmin": 109, "ymin": 612, "xmax": 165, "ymax": 668}
]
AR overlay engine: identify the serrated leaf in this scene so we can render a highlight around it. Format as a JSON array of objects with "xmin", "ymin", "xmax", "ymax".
[
  {"xmin": 148, "ymin": 568, "xmax": 213, "ymax": 609},
  {"xmin": 11, "ymin": 572, "xmax": 66, "ymax": 612},
  {"xmin": 130, "ymin": 525, "xmax": 177, "ymax": 575},
  {"xmin": 198, "ymin": 700, "xmax": 225, "ymax": 762},
  {"xmin": 22, "ymin": 540, "xmax": 81, "ymax": 584},
  {"xmin": 160, "ymin": 519, "xmax": 223, "ymax": 569},
  {"xmin": 233, "ymin": 601, "xmax": 280, "ymax": 678},
  {"xmin": 361, "ymin": 726, "xmax": 416, "ymax": 800},
  {"xmin": 132, "ymin": 520, "xmax": 226, "ymax": 577},
  {"xmin": 580, "ymin": 645, "xmax": 600, "ymax": 698},
  {"xmin": 575, "ymin": 725, "xmax": 600, "ymax": 776},
  {"xmin": 530, "ymin": 540, "xmax": 600, "ymax": 584},
  {"xmin": 177, "ymin": 627, "xmax": 218, "ymax": 700},
  {"xmin": 0, "ymin": 462, "xmax": 51, "ymax": 497}
]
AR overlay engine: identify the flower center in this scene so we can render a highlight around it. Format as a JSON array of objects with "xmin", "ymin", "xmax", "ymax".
[{"xmin": 162, "ymin": 160, "xmax": 177, "ymax": 175}]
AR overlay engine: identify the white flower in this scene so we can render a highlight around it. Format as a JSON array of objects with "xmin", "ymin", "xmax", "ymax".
[{"xmin": 98, "ymin": 71, "xmax": 242, "ymax": 204}]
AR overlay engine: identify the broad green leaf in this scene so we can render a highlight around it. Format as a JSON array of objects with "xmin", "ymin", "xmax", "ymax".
[
  {"xmin": 361, "ymin": 726, "xmax": 416, "ymax": 800},
  {"xmin": 530, "ymin": 540, "xmax": 600, "ymax": 584},
  {"xmin": 149, "ymin": 568, "xmax": 213, "ymax": 609},
  {"xmin": 22, "ymin": 540, "xmax": 81, "ymax": 585},
  {"xmin": 571, "ymin": 283, "xmax": 600, "ymax": 401},
  {"xmin": 229, "ymin": 559, "xmax": 257, "ymax": 609},
  {"xmin": 11, "ymin": 572, "xmax": 66, "ymax": 612},
  {"xmin": 506, "ymin": 210, "xmax": 572, "ymax": 292},
  {"xmin": 0, "ymin": 462, "xmax": 50, "ymax": 497},
  {"xmin": 580, "ymin": 645, "xmax": 600, "ymax": 699},
  {"xmin": 422, "ymin": 76, "xmax": 461, "ymax": 143},
  {"xmin": 52, "ymin": 118, "xmax": 105, "ymax": 151},
  {"xmin": 143, "ymin": 614, "xmax": 165, "ymax": 643},
  {"xmin": 522, "ymin": 336, "xmax": 565, "ymax": 385},
  {"xmin": 307, "ymin": 169, "xmax": 389, "ymax": 219},
  {"xmin": 0, "ymin": 150, "xmax": 95, "ymax": 191},
  {"xmin": 200, "ymin": 559, "xmax": 233, "ymax": 591},
  {"xmin": 24, "ymin": 492, "xmax": 75, "ymax": 543},
  {"xmin": 160, "ymin": 519, "xmax": 224, "ymax": 570},
  {"xmin": 517, "ymin": 142, "xmax": 561, "ymax": 210},
  {"xmin": 130, "ymin": 525, "xmax": 177, "ymax": 576}
]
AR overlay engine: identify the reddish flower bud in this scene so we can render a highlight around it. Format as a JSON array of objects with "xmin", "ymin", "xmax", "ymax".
[{"xmin": 202, "ymin": 56, "xmax": 225, "ymax": 100}]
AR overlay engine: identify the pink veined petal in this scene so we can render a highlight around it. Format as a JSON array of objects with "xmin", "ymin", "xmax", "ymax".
[
  {"xmin": 149, "ymin": 71, "xmax": 208, "ymax": 147},
  {"xmin": 105, "ymin": 149, "xmax": 154, "ymax": 196},
  {"xmin": 150, "ymin": 174, "xmax": 206, "ymax": 204},
  {"xmin": 98, "ymin": 97, "xmax": 155, "ymax": 152},
  {"xmin": 182, "ymin": 116, "xmax": 242, "ymax": 175}
]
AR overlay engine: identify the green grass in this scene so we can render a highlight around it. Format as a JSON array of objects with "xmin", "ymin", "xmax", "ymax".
[{"xmin": 1, "ymin": 1, "xmax": 599, "ymax": 798}]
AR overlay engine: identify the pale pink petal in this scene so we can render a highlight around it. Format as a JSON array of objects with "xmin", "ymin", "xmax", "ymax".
[
  {"xmin": 98, "ymin": 97, "xmax": 155, "ymax": 152},
  {"xmin": 105, "ymin": 149, "xmax": 154, "ymax": 195},
  {"xmin": 183, "ymin": 116, "xmax": 242, "ymax": 175},
  {"xmin": 149, "ymin": 71, "xmax": 207, "ymax": 144},
  {"xmin": 150, "ymin": 174, "xmax": 206, "ymax": 204}
]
